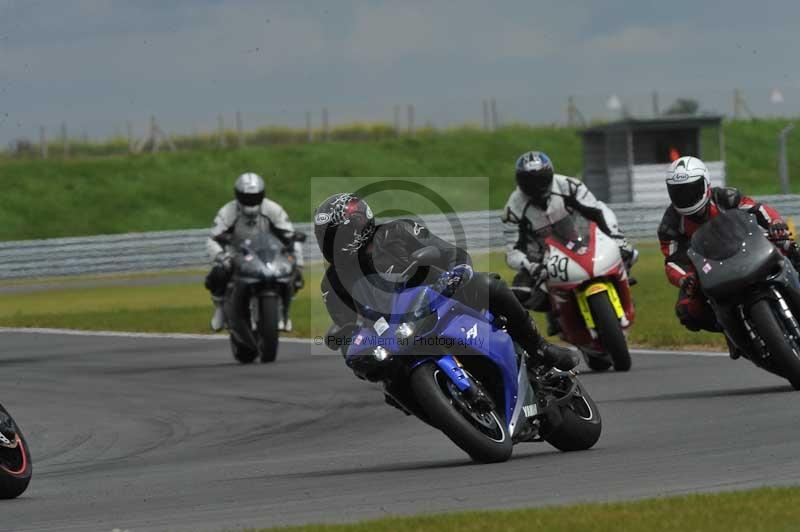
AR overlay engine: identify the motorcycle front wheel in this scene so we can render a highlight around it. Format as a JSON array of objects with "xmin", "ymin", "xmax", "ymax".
[
  {"xmin": 410, "ymin": 362, "xmax": 512, "ymax": 463},
  {"xmin": 588, "ymin": 292, "xmax": 632, "ymax": 372},
  {"xmin": 0, "ymin": 403, "xmax": 32, "ymax": 499},
  {"xmin": 257, "ymin": 294, "xmax": 281, "ymax": 363},
  {"xmin": 749, "ymin": 299, "xmax": 800, "ymax": 390}
]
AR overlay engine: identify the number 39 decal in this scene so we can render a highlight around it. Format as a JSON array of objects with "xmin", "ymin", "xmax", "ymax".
[{"xmin": 547, "ymin": 255, "xmax": 569, "ymax": 282}]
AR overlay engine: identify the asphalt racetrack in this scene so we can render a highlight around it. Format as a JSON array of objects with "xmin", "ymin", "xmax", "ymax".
[{"xmin": 2, "ymin": 330, "xmax": 800, "ymax": 532}]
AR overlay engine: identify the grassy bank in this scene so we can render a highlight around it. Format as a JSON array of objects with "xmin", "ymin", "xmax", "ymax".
[
  {"xmin": 2, "ymin": 119, "xmax": 798, "ymax": 241},
  {"xmin": 248, "ymin": 486, "xmax": 800, "ymax": 532},
  {"xmin": 0, "ymin": 246, "xmax": 725, "ymax": 349}
]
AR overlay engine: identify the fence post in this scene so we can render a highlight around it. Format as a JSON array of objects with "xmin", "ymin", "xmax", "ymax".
[
  {"xmin": 150, "ymin": 115, "xmax": 161, "ymax": 153},
  {"xmin": 218, "ymin": 114, "xmax": 226, "ymax": 148},
  {"xmin": 407, "ymin": 104, "xmax": 415, "ymax": 136},
  {"xmin": 306, "ymin": 111, "xmax": 314, "ymax": 142},
  {"xmin": 490, "ymin": 98, "xmax": 498, "ymax": 130},
  {"xmin": 305, "ymin": 110, "xmax": 313, "ymax": 142},
  {"xmin": 393, "ymin": 105, "xmax": 401, "ymax": 136},
  {"xmin": 126, "ymin": 121, "xmax": 134, "ymax": 154},
  {"xmin": 236, "ymin": 110, "xmax": 244, "ymax": 148},
  {"xmin": 779, "ymin": 124, "xmax": 795, "ymax": 194},
  {"xmin": 39, "ymin": 126, "xmax": 47, "ymax": 158},
  {"xmin": 322, "ymin": 107, "xmax": 329, "ymax": 140},
  {"xmin": 482, "ymin": 99, "xmax": 490, "ymax": 131},
  {"xmin": 60, "ymin": 122, "xmax": 69, "ymax": 157}
]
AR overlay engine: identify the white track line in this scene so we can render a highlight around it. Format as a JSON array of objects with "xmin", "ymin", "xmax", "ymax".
[{"xmin": 0, "ymin": 326, "xmax": 724, "ymax": 354}]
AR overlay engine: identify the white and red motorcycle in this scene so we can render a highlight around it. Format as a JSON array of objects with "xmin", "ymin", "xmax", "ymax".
[{"xmin": 533, "ymin": 213, "xmax": 635, "ymax": 372}]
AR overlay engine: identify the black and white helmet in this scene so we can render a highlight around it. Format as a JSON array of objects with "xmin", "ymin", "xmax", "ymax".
[
  {"xmin": 313, "ymin": 193, "xmax": 376, "ymax": 263},
  {"xmin": 666, "ymin": 156, "xmax": 711, "ymax": 216},
  {"xmin": 234, "ymin": 172, "xmax": 265, "ymax": 217}
]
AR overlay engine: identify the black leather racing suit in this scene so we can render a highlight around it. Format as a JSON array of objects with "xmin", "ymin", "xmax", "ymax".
[{"xmin": 321, "ymin": 219, "xmax": 545, "ymax": 355}]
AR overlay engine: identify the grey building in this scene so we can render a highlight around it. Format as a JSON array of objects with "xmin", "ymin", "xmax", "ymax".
[{"xmin": 581, "ymin": 115, "xmax": 725, "ymax": 204}]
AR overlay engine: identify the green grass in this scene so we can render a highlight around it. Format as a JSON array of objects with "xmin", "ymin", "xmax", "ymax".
[
  {"xmin": 0, "ymin": 247, "xmax": 726, "ymax": 349},
  {"xmin": 247, "ymin": 486, "xmax": 800, "ymax": 532},
  {"xmin": 5, "ymin": 118, "xmax": 798, "ymax": 241}
]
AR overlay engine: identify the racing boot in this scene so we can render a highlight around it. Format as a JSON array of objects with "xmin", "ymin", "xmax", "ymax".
[
  {"xmin": 210, "ymin": 296, "xmax": 226, "ymax": 332},
  {"xmin": 516, "ymin": 316, "xmax": 578, "ymax": 371}
]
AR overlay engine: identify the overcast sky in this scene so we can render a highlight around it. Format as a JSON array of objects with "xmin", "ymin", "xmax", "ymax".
[{"xmin": 1, "ymin": 0, "xmax": 799, "ymax": 145}]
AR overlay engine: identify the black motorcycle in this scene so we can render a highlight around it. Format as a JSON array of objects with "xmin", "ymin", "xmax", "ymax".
[
  {"xmin": 689, "ymin": 209, "xmax": 800, "ymax": 388},
  {"xmin": 224, "ymin": 231, "xmax": 305, "ymax": 364},
  {"xmin": 0, "ymin": 403, "xmax": 31, "ymax": 499}
]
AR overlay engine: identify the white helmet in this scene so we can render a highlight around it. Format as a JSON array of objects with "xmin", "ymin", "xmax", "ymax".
[
  {"xmin": 234, "ymin": 172, "xmax": 265, "ymax": 217},
  {"xmin": 665, "ymin": 156, "xmax": 711, "ymax": 216}
]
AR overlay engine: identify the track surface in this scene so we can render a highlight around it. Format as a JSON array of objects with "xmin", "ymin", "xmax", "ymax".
[{"xmin": 2, "ymin": 332, "xmax": 800, "ymax": 532}]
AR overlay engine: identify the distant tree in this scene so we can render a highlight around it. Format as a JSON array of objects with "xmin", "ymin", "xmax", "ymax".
[{"xmin": 664, "ymin": 98, "xmax": 700, "ymax": 116}]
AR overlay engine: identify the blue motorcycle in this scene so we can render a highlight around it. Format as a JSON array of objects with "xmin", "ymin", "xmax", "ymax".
[{"xmin": 333, "ymin": 247, "xmax": 601, "ymax": 463}]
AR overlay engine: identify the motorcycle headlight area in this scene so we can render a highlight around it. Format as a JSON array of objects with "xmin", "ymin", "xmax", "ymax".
[
  {"xmin": 372, "ymin": 346, "xmax": 390, "ymax": 361},
  {"xmin": 395, "ymin": 322, "xmax": 415, "ymax": 340}
]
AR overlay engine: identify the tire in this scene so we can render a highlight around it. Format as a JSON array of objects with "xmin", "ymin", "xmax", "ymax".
[
  {"xmin": 588, "ymin": 292, "xmax": 632, "ymax": 372},
  {"xmin": 749, "ymin": 299, "xmax": 800, "ymax": 389},
  {"xmin": 258, "ymin": 295, "xmax": 281, "ymax": 363},
  {"xmin": 0, "ymin": 404, "xmax": 32, "ymax": 499},
  {"xmin": 544, "ymin": 380, "xmax": 602, "ymax": 452},
  {"xmin": 582, "ymin": 350, "xmax": 612, "ymax": 372},
  {"xmin": 410, "ymin": 362, "xmax": 513, "ymax": 463},
  {"xmin": 230, "ymin": 335, "xmax": 257, "ymax": 364}
]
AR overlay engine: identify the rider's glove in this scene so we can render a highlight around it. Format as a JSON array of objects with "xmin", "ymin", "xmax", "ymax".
[
  {"xmin": 616, "ymin": 237, "xmax": 638, "ymax": 270},
  {"xmin": 215, "ymin": 251, "xmax": 233, "ymax": 272},
  {"xmin": 680, "ymin": 273, "xmax": 699, "ymax": 297},
  {"xmin": 528, "ymin": 262, "xmax": 547, "ymax": 284},
  {"xmin": 436, "ymin": 264, "xmax": 473, "ymax": 297},
  {"xmin": 768, "ymin": 220, "xmax": 791, "ymax": 241}
]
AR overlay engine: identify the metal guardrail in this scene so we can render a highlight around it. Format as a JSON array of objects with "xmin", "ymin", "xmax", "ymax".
[{"xmin": 2, "ymin": 195, "xmax": 799, "ymax": 279}]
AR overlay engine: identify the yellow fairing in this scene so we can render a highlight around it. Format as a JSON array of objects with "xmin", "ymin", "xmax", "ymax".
[{"xmin": 576, "ymin": 281, "xmax": 624, "ymax": 329}]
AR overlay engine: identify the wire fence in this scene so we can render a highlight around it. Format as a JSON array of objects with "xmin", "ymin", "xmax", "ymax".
[{"xmin": 3, "ymin": 195, "xmax": 799, "ymax": 280}]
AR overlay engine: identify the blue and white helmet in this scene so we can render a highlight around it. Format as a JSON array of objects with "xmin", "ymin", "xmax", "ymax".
[
  {"xmin": 666, "ymin": 156, "xmax": 711, "ymax": 216},
  {"xmin": 234, "ymin": 172, "xmax": 265, "ymax": 217}
]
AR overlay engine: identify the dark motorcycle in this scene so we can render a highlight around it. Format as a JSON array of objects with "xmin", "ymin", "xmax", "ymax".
[
  {"xmin": 689, "ymin": 209, "xmax": 800, "ymax": 388},
  {"xmin": 0, "ymin": 403, "xmax": 31, "ymax": 499},
  {"xmin": 224, "ymin": 231, "xmax": 305, "ymax": 364}
]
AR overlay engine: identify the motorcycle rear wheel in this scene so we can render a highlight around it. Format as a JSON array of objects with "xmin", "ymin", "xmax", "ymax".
[
  {"xmin": 258, "ymin": 294, "xmax": 280, "ymax": 363},
  {"xmin": 0, "ymin": 404, "xmax": 32, "ymax": 499},
  {"xmin": 588, "ymin": 292, "xmax": 632, "ymax": 372},
  {"xmin": 410, "ymin": 362, "xmax": 512, "ymax": 463},
  {"xmin": 749, "ymin": 299, "xmax": 800, "ymax": 390}
]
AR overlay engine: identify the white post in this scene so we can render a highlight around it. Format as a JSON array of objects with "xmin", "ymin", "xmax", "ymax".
[
  {"xmin": 779, "ymin": 124, "xmax": 795, "ymax": 194},
  {"xmin": 490, "ymin": 98, "xmax": 498, "ymax": 130},
  {"xmin": 305, "ymin": 110, "xmax": 313, "ymax": 142},
  {"xmin": 126, "ymin": 121, "xmax": 134, "ymax": 154},
  {"xmin": 393, "ymin": 105, "xmax": 401, "ymax": 136},
  {"xmin": 61, "ymin": 122, "xmax": 68, "ymax": 157},
  {"xmin": 322, "ymin": 107, "xmax": 329, "ymax": 140},
  {"xmin": 482, "ymin": 99, "xmax": 489, "ymax": 130},
  {"xmin": 407, "ymin": 104, "xmax": 415, "ymax": 136}
]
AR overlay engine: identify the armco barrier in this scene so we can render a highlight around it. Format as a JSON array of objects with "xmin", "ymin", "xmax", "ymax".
[{"xmin": 1, "ymin": 195, "xmax": 798, "ymax": 279}]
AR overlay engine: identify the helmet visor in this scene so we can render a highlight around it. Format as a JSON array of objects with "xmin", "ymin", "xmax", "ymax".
[
  {"xmin": 236, "ymin": 190, "xmax": 264, "ymax": 207},
  {"xmin": 518, "ymin": 175, "xmax": 553, "ymax": 200},
  {"xmin": 668, "ymin": 180, "xmax": 707, "ymax": 212}
]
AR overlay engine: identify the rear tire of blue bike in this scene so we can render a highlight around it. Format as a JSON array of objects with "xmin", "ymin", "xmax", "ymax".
[{"xmin": 410, "ymin": 362, "xmax": 513, "ymax": 464}]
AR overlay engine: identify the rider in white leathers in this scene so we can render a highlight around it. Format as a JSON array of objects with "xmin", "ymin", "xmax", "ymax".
[
  {"xmin": 502, "ymin": 151, "xmax": 636, "ymax": 334},
  {"xmin": 205, "ymin": 173, "xmax": 303, "ymax": 331}
]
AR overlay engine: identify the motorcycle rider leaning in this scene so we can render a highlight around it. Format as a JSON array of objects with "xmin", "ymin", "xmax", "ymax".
[
  {"xmin": 503, "ymin": 151, "xmax": 637, "ymax": 334},
  {"xmin": 658, "ymin": 156, "xmax": 797, "ymax": 358},
  {"xmin": 205, "ymin": 172, "xmax": 304, "ymax": 331},
  {"xmin": 314, "ymin": 192, "xmax": 579, "ymax": 376}
]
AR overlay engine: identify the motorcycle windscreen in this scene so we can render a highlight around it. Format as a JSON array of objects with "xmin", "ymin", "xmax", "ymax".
[
  {"xmin": 549, "ymin": 213, "xmax": 591, "ymax": 253},
  {"xmin": 350, "ymin": 273, "xmax": 407, "ymax": 324},
  {"xmin": 689, "ymin": 210, "xmax": 758, "ymax": 261},
  {"xmin": 689, "ymin": 210, "xmax": 781, "ymax": 301},
  {"xmin": 233, "ymin": 231, "xmax": 284, "ymax": 263}
]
